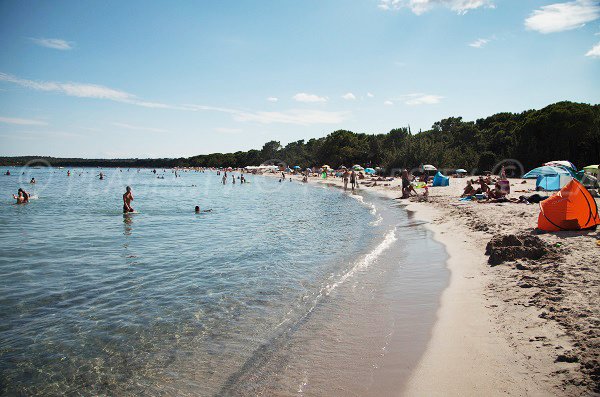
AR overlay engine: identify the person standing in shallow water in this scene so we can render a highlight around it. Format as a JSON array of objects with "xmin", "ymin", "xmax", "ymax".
[{"xmin": 123, "ymin": 186, "xmax": 134, "ymax": 213}]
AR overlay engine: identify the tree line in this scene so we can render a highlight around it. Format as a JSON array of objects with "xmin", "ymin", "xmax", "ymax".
[{"xmin": 2, "ymin": 101, "xmax": 598, "ymax": 175}]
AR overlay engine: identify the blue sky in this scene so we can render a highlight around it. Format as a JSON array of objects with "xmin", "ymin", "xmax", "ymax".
[{"xmin": 0, "ymin": 0, "xmax": 599, "ymax": 158}]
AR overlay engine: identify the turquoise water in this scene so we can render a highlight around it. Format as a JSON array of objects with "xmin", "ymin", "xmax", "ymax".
[{"xmin": 0, "ymin": 167, "xmax": 447, "ymax": 396}]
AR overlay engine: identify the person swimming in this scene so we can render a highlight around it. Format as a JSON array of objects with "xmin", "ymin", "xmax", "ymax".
[
  {"xmin": 13, "ymin": 188, "xmax": 29, "ymax": 204},
  {"xmin": 123, "ymin": 186, "xmax": 134, "ymax": 213},
  {"xmin": 30, "ymin": 178, "xmax": 36, "ymax": 184},
  {"xmin": 5, "ymin": 170, "xmax": 10, "ymax": 176},
  {"xmin": 195, "ymin": 206, "xmax": 212, "ymax": 213}
]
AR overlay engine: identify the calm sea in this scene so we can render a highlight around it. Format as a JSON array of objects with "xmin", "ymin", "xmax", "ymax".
[{"xmin": 0, "ymin": 167, "xmax": 447, "ymax": 396}]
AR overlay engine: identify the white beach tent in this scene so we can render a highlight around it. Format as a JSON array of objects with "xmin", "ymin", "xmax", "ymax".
[{"xmin": 423, "ymin": 164, "xmax": 437, "ymax": 171}]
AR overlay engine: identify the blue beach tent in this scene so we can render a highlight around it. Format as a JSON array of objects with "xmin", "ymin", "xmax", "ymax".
[
  {"xmin": 536, "ymin": 174, "xmax": 572, "ymax": 191},
  {"xmin": 523, "ymin": 166, "xmax": 570, "ymax": 179},
  {"xmin": 432, "ymin": 171, "xmax": 450, "ymax": 187}
]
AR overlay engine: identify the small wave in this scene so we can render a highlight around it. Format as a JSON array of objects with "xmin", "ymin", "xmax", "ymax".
[{"xmin": 323, "ymin": 227, "xmax": 397, "ymax": 295}]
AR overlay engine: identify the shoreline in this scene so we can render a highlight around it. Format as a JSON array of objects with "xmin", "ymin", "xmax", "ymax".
[{"xmin": 273, "ymin": 171, "xmax": 598, "ymax": 395}]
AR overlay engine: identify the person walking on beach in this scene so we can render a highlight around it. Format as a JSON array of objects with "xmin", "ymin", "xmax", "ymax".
[
  {"xmin": 343, "ymin": 170, "xmax": 350, "ymax": 190},
  {"xmin": 123, "ymin": 186, "xmax": 134, "ymax": 213},
  {"xmin": 350, "ymin": 170, "xmax": 357, "ymax": 192}
]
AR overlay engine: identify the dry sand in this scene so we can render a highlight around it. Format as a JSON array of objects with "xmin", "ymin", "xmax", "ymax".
[{"xmin": 276, "ymin": 172, "xmax": 599, "ymax": 396}]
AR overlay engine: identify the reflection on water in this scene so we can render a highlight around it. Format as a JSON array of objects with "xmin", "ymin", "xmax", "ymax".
[{"xmin": 0, "ymin": 168, "xmax": 447, "ymax": 396}]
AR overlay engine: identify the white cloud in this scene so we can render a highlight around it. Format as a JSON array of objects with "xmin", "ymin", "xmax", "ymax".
[
  {"xmin": 267, "ymin": 97, "xmax": 278, "ymax": 102},
  {"xmin": 585, "ymin": 42, "xmax": 600, "ymax": 57},
  {"xmin": 0, "ymin": 72, "xmax": 175, "ymax": 109},
  {"xmin": 0, "ymin": 72, "xmax": 346, "ymax": 126},
  {"xmin": 30, "ymin": 38, "xmax": 73, "ymax": 50},
  {"xmin": 342, "ymin": 92, "xmax": 356, "ymax": 100},
  {"xmin": 234, "ymin": 109, "xmax": 348, "ymax": 125},
  {"xmin": 525, "ymin": 0, "xmax": 600, "ymax": 34},
  {"xmin": 378, "ymin": 0, "xmax": 494, "ymax": 15},
  {"xmin": 397, "ymin": 93, "xmax": 444, "ymax": 105},
  {"xmin": 367, "ymin": 92, "xmax": 375, "ymax": 98},
  {"xmin": 112, "ymin": 122, "xmax": 168, "ymax": 133},
  {"xmin": 384, "ymin": 100, "xmax": 394, "ymax": 106},
  {"xmin": 292, "ymin": 92, "xmax": 327, "ymax": 103},
  {"xmin": 0, "ymin": 116, "xmax": 47, "ymax": 126},
  {"xmin": 469, "ymin": 38, "xmax": 489, "ymax": 48}
]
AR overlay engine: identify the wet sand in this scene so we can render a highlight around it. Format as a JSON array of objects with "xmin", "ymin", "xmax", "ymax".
[{"xmin": 279, "ymin": 173, "xmax": 599, "ymax": 395}]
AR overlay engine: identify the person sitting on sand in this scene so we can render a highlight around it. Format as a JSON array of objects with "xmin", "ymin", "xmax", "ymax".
[
  {"xmin": 462, "ymin": 180, "xmax": 476, "ymax": 197},
  {"xmin": 123, "ymin": 186, "xmax": 134, "ymax": 213},
  {"xmin": 401, "ymin": 170, "xmax": 417, "ymax": 199},
  {"xmin": 478, "ymin": 176, "xmax": 490, "ymax": 193}
]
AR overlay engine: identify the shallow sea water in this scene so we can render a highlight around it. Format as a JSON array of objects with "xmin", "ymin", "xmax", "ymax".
[{"xmin": 0, "ymin": 167, "xmax": 447, "ymax": 396}]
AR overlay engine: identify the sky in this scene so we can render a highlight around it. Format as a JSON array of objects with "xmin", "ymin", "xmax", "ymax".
[{"xmin": 0, "ymin": 0, "xmax": 599, "ymax": 159}]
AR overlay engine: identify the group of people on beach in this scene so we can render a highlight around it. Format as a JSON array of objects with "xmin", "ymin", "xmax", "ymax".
[{"xmin": 342, "ymin": 170, "xmax": 359, "ymax": 192}]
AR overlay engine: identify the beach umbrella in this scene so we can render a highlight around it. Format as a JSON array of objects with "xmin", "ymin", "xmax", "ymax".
[
  {"xmin": 352, "ymin": 164, "xmax": 364, "ymax": 171},
  {"xmin": 455, "ymin": 169, "xmax": 467, "ymax": 174},
  {"xmin": 423, "ymin": 164, "xmax": 437, "ymax": 171},
  {"xmin": 522, "ymin": 166, "xmax": 570, "ymax": 179},
  {"xmin": 285, "ymin": 168, "xmax": 292, "ymax": 172},
  {"xmin": 293, "ymin": 165, "xmax": 301, "ymax": 169},
  {"xmin": 364, "ymin": 167, "xmax": 376, "ymax": 174}
]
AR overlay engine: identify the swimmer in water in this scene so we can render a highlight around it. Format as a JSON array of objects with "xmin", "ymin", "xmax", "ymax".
[
  {"xmin": 30, "ymin": 178, "xmax": 36, "ymax": 184},
  {"xmin": 67, "ymin": 170, "xmax": 71, "ymax": 177},
  {"xmin": 5, "ymin": 170, "xmax": 10, "ymax": 176},
  {"xmin": 195, "ymin": 206, "xmax": 212, "ymax": 213},
  {"xmin": 99, "ymin": 172, "xmax": 104, "ymax": 180},
  {"xmin": 123, "ymin": 186, "xmax": 134, "ymax": 213},
  {"xmin": 13, "ymin": 188, "xmax": 29, "ymax": 204}
]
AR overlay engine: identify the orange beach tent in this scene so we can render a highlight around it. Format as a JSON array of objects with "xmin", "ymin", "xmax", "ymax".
[{"xmin": 538, "ymin": 179, "xmax": 600, "ymax": 232}]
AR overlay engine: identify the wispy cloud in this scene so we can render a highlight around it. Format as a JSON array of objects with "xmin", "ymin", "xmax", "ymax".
[
  {"xmin": 0, "ymin": 72, "xmax": 174, "ymax": 109},
  {"xmin": 267, "ymin": 97, "xmax": 278, "ymax": 102},
  {"xmin": 367, "ymin": 92, "xmax": 375, "ymax": 98},
  {"xmin": 0, "ymin": 72, "xmax": 347, "ymax": 126},
  {"xmin": 585, "ymin": 42, "xmax": 600, "ymax": 57},
  {"xmin": 234, "ymin": 109, "xmax": 347, "ymax": 125},
  {"xmin": 342, "ymin": 92, "xmax": 356, "ymax": 100},
  {"xmin": 378, "ymin": 0, "xmax": 494, "ymax": 15},
  {"xmin": 30, "ymin": 37, "xmax": 74, "ymax": 50},
  {"xmin": 384, "ymin": 100, "xmax": 394, "ymax": 106},
  {"xmin": 0, "ymin": 116, "xmax": 47, "ymax": 126},
  {"xmin": 469, "ymin": 38, "xmax": 490, "ymax": 48},
  {"xmin": 395, "ymin": 93, "xmax": 444, "ymax": 105},
  {"xmin": 112, "ymin": 122, "xmax": 168, "ymax": 133},
  {"xmin": 525, "ymin": 0, "xmax": 600, "ymax": 34},
  {"xmin": 292, "ymin": 92, "xmax": 327, "ymax": 103}
]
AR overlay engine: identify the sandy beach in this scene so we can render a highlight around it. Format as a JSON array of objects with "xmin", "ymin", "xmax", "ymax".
[{"xmin": 279, "ymin": 172, "xmax": 599, "ymax": 395}]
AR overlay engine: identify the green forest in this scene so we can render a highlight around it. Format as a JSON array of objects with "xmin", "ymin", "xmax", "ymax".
[{"xmin": 2, "ymin": 101, "xmax": 599, "ymax": 175}]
